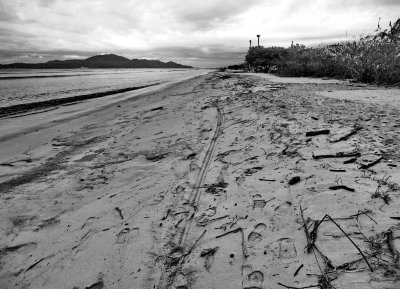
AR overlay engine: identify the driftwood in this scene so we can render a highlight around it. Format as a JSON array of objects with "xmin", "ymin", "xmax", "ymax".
[
  {"xmin": 313, "ymin": 151, "xmax": 361, "ymax": 160},
  {"xmin": 343, "ymin": 157, "xmax": 358, "ymax": 164},
  {"xmin": 161, "ymin": 209, "xmax": 171, "ymax": 220},
  {"xmin": 306, "ymin": 129, "xmax": 330, "ymax": 137},
  {"xmin": 329, "ymin": 126, "xmax": 361, "ymax": 143},
  {"xmin": 277, "ymin": 282, "xmax": 318, "ymax": 289},
  {"xmin": 150, "ymin": 106, "xmax": 164, "ymax": 111},
  {"xmin": 328, "ymin": 185, "xmax": 355, "ymax": 192},
  {"xmin": 115, "ymin": 207, "xmax": 124, "ymax": 219},
  {"xmin": 293, "ymin": 264, "xmax": 304, "ymax": 276},
  {"xmin": 359, "ymin": 156, "xmax": 383, "ymax": 169},
  {"xmin": 186, "ymin": 230, "xmax": 207, "ymax": 257}
]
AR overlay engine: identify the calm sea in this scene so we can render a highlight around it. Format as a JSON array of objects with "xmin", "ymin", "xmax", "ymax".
[{"xmin": 0, "ymin": 68, "xmax": 210, "ymax": 107}]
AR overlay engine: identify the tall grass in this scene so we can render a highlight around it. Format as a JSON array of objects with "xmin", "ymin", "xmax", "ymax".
[{"xmin": 245, "ymin": 18, "xmax": 400, "ymax": 85}]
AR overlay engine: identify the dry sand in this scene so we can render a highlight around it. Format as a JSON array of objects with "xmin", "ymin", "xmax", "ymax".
[{"xmin": 1, "ymin": 72, "xmax": 400, "ymax": 289}]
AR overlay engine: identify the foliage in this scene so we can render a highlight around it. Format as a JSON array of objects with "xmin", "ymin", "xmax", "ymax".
[{"xmin": 245, "ymin": 18, "xmax": 400, "ymax": 85}]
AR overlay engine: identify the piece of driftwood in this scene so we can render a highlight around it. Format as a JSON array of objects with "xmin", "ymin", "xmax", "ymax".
[
  {"xmin": 343, "ymin": 157, "xmax": 358, "ymax": 164},
  {"xmin": 294, "ymin": 264, "xmax": 304, "ymax": 276},
  {"xmin": 329, "ymin": 126, "xmax": 361, "ymax": 143},
  {"xmin": 277, "ymin": 282, "xmax": 318, "ymax": 289},
  {"xmin": 306, "ymin": 129, "xmax": 330, "ymax": 137},
  {"xmin": 313, "ymin": 151, "xmax": 361, "ymax": 160},
  {"xmin": 161, "ymin": 209, "xmax": 171, "ymax": 220},
  {"xmin": 150, "ymin": 106, "xmax": 164, "ymax": 111},
  {"xmin": 216, "ymin": 227, "xmax": 241, "ymax": 239},
  {"xmin": 115, "ymin": 207, "xmax": 124, "ymax": 219},
  {"xmin": 359, "ymin": 156, "xmax": 383, "ymax": 169},
  {"xmin": 329, "ymin": 185, "xmax": 355, "ymax": 192},
  {"xmin": 186, "ymin": 230, "xmax": 207, "ymax": 257}
]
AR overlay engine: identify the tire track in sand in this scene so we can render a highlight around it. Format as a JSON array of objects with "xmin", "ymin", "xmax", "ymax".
[
  {"xmin": 189, "ymin": 103, "xmax": 224, "ymax": 206},
  {"xmin": 157, "ymin": 100, "xmax": 224, "ymax": 289}
]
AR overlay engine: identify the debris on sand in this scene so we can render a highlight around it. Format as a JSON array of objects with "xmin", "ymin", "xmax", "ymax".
[
  {"xmin": 145, "ymin": 152, "xmax": 167, "ymax": 161},
  {"xmin": 244, "ymin": 166, "xmax": 263, "ymax": 176},
  {"xmin": 150, "ymin": 106, "xmax": 164, "ymax": 112},
  {"xmin": 312, "ymin": 149, "xmax": 360, "ymax": 160},
  {"xmin": 343, "ymin": 157, "xmax": 358, "ymax": 164},
  {"xmin": 288, "ymin": 176, "xmax": 300, "ymax": 185},
  {"xmin": 200, "ymin": 247, "xmax": 219, "ymax": 271},
  {"xmin": 115, "ymin": 207, "xmax": 124, "ymax": 219},
  {"xmin": 85, "ymin": 280, "xmax": 104, "ymax": 289},
  {"xmin": 305, "ymin": 129, "xmax": 330, "ymax": 137},
  {"xmin": 329, "ymin": 169, "xmax": 346, "ymax": 172},
  {"xmin": 328, "ymin": 185, "xmax": 355, "ymax": 192},
  {"xmin": 359, "ymin": 156, "xmax": 383, "ymax": 169},
  {"xmin": 205, "ymin": 181, "xmax": 228, "ymax": 194},
  {"xmin": 329, "ymin": 126, "xmax": 361, "ymax": 143}
]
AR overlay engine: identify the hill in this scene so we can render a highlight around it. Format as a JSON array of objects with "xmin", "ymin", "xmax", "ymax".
[{"xmin": 0, "ymin": 54, "xmax": 192, "ymax": 69}]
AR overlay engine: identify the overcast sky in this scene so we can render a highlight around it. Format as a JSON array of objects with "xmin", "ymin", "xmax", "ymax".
[{"xmin": 0, "ymin": 0, "xmax": 399, "ymax": 67}]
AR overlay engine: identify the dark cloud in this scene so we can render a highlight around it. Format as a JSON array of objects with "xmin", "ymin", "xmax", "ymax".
[
  {"xmin": 171, "ymin": 0, "xmax": 262, "ymax": 30},
  {"xmin": 0, "ymin": 0, "xmax": 399, "ymax": 67},
  {"xmin": 0, "ymin": 2, "xmax": 20, "ymax": 23}
]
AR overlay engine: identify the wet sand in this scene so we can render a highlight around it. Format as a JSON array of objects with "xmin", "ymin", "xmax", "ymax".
[{"xmin": 1, "ymin": 72, "xmax": 400, "ymax": 289}]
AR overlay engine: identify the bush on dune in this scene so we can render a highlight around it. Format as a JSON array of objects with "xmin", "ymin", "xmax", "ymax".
[{"xmin": 245, "ymin": 18, "xmax": 400, "ymax": 85}]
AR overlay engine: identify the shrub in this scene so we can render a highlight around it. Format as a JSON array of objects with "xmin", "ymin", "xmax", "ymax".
[{"xmin": 245, "ymin": 18, "xmax": 400, "ymax": 85}]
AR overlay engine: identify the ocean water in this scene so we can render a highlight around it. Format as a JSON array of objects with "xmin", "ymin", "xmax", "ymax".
[{"xmin": 0, "ymin": 68, "xmax": 210, "ymax": 107}]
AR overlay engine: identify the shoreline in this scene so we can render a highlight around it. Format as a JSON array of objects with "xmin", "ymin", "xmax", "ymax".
[
  {"xmin": 0, "ymin": 72, "xmax": 210, "ymax": 143},
  {"xmin": 0, "ymin": 83, "xmax": 161, "ymax": 118},
  {"xmin": 1, "ymin": 72, "xmax": 400, "ymax": 288}
]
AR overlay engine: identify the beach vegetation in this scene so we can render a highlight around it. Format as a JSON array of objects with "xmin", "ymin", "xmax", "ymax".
[{"xmin": 245, "ymin": 18, "xmax": 400, "ymax": 85}]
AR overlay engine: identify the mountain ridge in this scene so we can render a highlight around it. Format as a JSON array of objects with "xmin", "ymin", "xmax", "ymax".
[{"xmin": 0, "ymin": 54, "xmax": 192, "ymax": 69}]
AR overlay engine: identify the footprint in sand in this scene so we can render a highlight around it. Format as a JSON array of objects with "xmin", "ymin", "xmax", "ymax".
[
  {"xmin": 248, "ymin": 270, "xmax": 264, "ymax": 283},
  {"xmin": 151, "ymin": 192, "xmax": 165, "ymax": 205},
  {"xmin": 248, "ymin": 223, "xmax": 266, "ymax": 244},
  {"xmin": 278, "ymin": 238, "xmax": 297, "ymax": 259},
  {"xmin": 252, "ymin": 199, "xmax": 266, "ymax": 209},
  {"xmin": 116, "ymin": 227, "xmax": 139, "ymax": 244},
  {"xmin": 243, "ymin": 270, "xmax": 264, "ymax": 289},
  {"xmin": 205, "ymin": 207, "xmax": 216, "ymax": 217},
  {"xmin": 174, "ymin": 272, "xmax": 188, "ymax": 289},
  {"xmin": 173, "ymin": 184, "xmax": 186, "ymax": 195}
]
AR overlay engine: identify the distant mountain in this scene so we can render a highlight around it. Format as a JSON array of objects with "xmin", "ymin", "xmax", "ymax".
[{"xmin": 0, "ymin": 54, "xmax": 192, "ymax": 69}]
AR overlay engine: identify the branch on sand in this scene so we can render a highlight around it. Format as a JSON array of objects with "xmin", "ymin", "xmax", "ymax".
[
  {"xmin": 300, "ymin": 206, "xmax": 373, "ymax": 272},
  {"xmin": 215, "ymin": 227, "xmax": 248, "ymax": 258}
]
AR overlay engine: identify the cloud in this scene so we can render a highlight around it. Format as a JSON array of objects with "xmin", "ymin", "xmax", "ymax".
[{"xmin": 0, "ymin": 0, "xmax": 399, "ymax": 67}]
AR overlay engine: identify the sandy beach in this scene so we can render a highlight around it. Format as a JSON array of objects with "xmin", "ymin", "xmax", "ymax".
[{"xmin": 2, "ymin": 72, "xmax": 400, "ymax": 289}]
